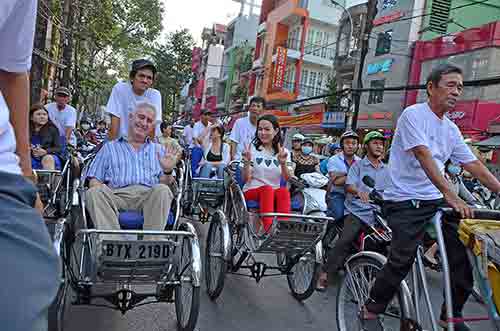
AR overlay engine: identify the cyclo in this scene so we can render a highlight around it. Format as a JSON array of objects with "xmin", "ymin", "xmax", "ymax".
[
  {"xmin": 36, "ymin": 150, "xmax": 201, "ymax": 331},
  {"xmin": 201, "ymin": 160, "xmax": 333, "ymax": 301}
]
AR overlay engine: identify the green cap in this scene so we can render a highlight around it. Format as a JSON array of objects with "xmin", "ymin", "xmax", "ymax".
[{"xmin": 363, "ymin": 131, "xmax": 385, "ymax": 145}]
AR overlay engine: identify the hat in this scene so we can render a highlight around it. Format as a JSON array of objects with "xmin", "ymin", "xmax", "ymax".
[
  {"xmin": 131, "ymin": 59, "xmax": 157, "ymax": 75},
  {"xmin": 55, "ymin": 87, "xmax": 70, "ymax": 96},
  {"xmin": 363, "ymin": 131, "xmax": 386, "ymax": 145},
  {"xmin": 302, "ymin": 137, "xmax": 314, "ymax": 145},
  {"xmin": 292, "ymin": 133, "xmax": 305, "ymax": 141}
]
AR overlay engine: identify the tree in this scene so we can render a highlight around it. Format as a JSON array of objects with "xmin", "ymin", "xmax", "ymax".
[
  {"xmin": 152, "ymin": 29, "xmax": 195, "ymax": 120},
  {"xmin": 326, "ymin": 74, "xmax": 339, "ymax": 111}
]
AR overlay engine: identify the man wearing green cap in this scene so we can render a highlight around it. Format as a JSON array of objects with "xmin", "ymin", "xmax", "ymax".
[{"xmin": 317, "ymin": 131, "xmax": 388, "ymax": 290}]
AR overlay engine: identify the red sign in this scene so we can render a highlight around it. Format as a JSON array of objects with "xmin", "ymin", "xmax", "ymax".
[
  {"xmin": 273, "ymin": 47, "xmax": 287, "ymax": 89},
  {"xmin": 191, "ymin": 47, "xmax": 202, "ymax": 72},
  {"xmin": 373, "ymin": 11, "xmax": 404, "ymax": 26}
]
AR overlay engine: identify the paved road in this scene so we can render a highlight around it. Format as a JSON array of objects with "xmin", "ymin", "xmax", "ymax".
[{"xmin": 65, "ymin": 219, "xmax": 495, "ymax": 331}]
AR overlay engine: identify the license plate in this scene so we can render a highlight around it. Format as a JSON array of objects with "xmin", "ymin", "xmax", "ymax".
[{"xmin": 102, "ymin": 241, "xmax": 174, "ymax": 261}]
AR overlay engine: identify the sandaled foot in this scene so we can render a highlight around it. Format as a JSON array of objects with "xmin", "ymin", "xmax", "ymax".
[
  {"xmin": 316, "ymin": 272, "xmax": 328, "ymax": 291},
  {"xmin": 359, "ymin": 307, "xmax": 384, "ymax": 331},
  {"xmin": 438, "ymin": 320, "xmax": 471, "ymax": 331}
]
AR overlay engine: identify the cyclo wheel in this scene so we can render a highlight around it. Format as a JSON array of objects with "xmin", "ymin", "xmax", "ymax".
[
  {"xmin": 175, "ymin": 236, "xmax": 200, "ymax": 331},
  {"xmin": 287, "ymin": 251, "xmax": 320, "ymax": 301},
  {"xmin": 336, "ymin": 256, "xmax": 404, "ymax": 331},
  {"xmin": 205, "ymin": 212, "xmax": 227, "ymax": 300}
]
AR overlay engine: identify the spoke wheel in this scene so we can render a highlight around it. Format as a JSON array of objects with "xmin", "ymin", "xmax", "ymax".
[
  {"xmin": 175, "ymin": 237, "xmax": 200, "ymax": 331},
  {"xmin": 336, "ymin": 256, "xmax": 404, "ymax": 331},
  {"xmin": 287, "ymin": 252, "xmax": 320, "ymax": 301},
  {"xmin": 205, "ymin": 218, "xmax": 227, "ymax": 300}
]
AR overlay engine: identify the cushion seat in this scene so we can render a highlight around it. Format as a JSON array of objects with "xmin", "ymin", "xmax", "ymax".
[
  {"xmin": 118, "ymin": 211, "xmax": 175, "ymax": 230},
  {"xmin": 245, "ymin": 197, "xmax": 302, "ymax": 212}
]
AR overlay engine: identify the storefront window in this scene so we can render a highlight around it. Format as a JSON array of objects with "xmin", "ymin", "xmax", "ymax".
[{"xmin": 375, "ymin": 30, "xmax": 392, "ymax": 56}]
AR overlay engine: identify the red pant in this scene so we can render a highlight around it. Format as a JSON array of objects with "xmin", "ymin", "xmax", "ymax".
[{"xmin": 244, "ymin": 185, "xmax": 291, "ymax": 230}]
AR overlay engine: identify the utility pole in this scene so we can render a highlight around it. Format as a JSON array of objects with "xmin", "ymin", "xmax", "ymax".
[
  {"xmin": 351, "ymin": 0, "xmax": 378, "ymax": 130},
  {"xmin": 31, "ymin": 0, "xmax": 49, "ymax": 104}
]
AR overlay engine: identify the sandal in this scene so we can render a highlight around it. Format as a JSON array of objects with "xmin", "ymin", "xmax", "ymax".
[
  {"xmin": 359, "ymin": 308, "xmax": 384, "ymax": 331},
  {"xmin": 316, "ymin": 272, "xmax": 328, "ymax": 291}
]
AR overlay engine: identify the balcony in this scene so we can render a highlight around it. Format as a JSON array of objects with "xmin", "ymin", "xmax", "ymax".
[
  {"xmin": 298, "ymin": 83, "xmax": 328, "ymax": 99},
  {"xmin": 267, "ymin": 80, "xmax": 296, "ymax": 104},
  {"xmin": 303, "ymin": 41, "xmax": 336, "ymax": 67}
]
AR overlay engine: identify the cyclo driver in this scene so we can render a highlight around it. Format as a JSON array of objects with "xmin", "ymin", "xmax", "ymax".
[{"xmin": 361, "ymin": 64, "xmax": 500, "ymax": 331}]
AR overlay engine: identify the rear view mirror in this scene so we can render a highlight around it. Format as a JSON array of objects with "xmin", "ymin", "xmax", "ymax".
[{"xmin": 362, "ymin": 175, "xmax": 375, "ymax": 188}]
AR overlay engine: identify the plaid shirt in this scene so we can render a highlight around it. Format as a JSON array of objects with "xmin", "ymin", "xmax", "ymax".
[{"xmin": 86, "ymin": 137, "xmax": 166, "ymax": 188}]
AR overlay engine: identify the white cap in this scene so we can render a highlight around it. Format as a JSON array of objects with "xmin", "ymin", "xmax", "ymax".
[{"xmin": 292, "ymin": 133, "xmax": 305, "ymax": 141}]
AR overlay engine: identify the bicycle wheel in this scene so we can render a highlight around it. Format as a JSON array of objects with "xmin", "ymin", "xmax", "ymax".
[
  {"xmin": 336, "ymin": 256, "xmax": 404, "ymax": 331},
  {"xmin": 175, "ymin": 236, "xmax": 200, "ymax": 331},
  {"xmin": 287, "ymin": 252, "xmax": 320, "ymax": 301},
  {"xmin": 48, "ymin": 229, "xmax": 70, "ymax": 331},
  {"xmin": 205, "ymin": 216, "xmax": 227, "ymax": 300}
]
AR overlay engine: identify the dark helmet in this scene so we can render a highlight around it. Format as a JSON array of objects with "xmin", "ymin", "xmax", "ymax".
[
  {"xmin": 340, "ymin": 130, "xmax": 359, "ymax": 148},
  {"xmin": 130, "ymin": 59, "xmax": 157, "ymax": 79}
]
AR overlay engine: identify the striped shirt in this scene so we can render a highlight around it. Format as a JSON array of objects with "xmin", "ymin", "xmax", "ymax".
[{"xmin": 86, "ymin": 137, "xmax": 166, "ymax": 188}]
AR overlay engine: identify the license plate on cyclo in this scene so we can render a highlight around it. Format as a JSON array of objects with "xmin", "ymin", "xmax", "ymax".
[{"xmin": 102, "ymin": 241, "xmax": 173, "ymax": 261}]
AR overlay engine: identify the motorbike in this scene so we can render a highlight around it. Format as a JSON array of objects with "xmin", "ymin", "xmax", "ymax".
[{"xmin": 289, "ymin": 172, "xmax": 329, "ymax": 215}]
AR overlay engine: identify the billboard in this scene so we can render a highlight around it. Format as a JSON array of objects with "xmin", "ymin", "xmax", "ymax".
[{"xmin": 273, "ymin": 46, "xmax": 287, "ymax": 89}]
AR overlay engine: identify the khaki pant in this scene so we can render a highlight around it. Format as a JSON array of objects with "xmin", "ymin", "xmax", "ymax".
[{"xmin": 85, "ymin": 184, "xmax": 173, "ymax": 233}]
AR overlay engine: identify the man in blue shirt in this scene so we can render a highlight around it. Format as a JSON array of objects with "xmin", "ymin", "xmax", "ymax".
[
  {"xmin": 318, "ymin": 131, "xmax": 388, "ymax": 290},
  {"xmin": 85, "ymin": 102, "xmax": 177, "ymax": 232}
]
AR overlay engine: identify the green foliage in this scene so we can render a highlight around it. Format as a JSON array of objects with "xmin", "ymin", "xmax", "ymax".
[
  {"xmin": 152, "ymin": 29, "xmax": 195, "ymax": 118},
  {"xmin": 326, "ymin": 75, "xmax": 339, "ymax": 111}
]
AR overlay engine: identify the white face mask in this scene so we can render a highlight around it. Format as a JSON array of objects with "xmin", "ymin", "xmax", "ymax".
[
  {"xmin": 301, "ymin": 146, "xmax": 313, "ymax": 155},
  {"xmin": 81, "ymin": 124, "xmax": 90, "ymax": 130}
]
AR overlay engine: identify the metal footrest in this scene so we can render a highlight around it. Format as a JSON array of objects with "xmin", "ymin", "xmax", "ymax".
[{"xmin": 254, "ymin": 214, "xmax": 328, "ymax": 254}]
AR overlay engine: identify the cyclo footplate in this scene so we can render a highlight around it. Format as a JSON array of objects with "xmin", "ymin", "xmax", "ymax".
[
  {"xmin": 98, "ymin": 239, "xmax": 178, "ymax": 282},
  {"xmin": 257, "ymin": 219, "xmax": 326, "ymax": 254}
]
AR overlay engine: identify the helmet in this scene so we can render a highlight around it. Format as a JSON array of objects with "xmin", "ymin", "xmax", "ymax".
[
  {"xmin": 301, "ymin": 137, "xmax": 314, "ymax": 145},
  {"xmin": 363, "ymin": 131, "xmax": 386, "ymax": 145},
  {"xmin": 340, "ymin": 130, "xmax": 359, "ymax": 147},
  {"xmin": 292, "ymin": 133, "xmax": 305, "ymax": 141},
  {"xmin": 130, "ymin": 59, "xmax": 157, "ymax": 77},
  {"xmin": 329, "ymin": 142, "xmax": 341, "ymax": 153}
]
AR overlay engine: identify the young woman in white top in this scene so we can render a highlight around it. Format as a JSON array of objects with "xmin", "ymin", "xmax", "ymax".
[
  {"xmin": 242, "ymin": 114, "xmax": 292, "ymax": 231},
  {"xmin": 198, "ymin": 124, "xmax": 230, "ymax": 178}
]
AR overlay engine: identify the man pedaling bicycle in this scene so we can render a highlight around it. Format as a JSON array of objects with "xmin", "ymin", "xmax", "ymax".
[{"xmin": 360, "ymin": 64, "xmax": 500, "ymax": 331}]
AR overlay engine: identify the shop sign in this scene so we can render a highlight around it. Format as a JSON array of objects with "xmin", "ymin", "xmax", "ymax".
[
  {"xmin": 367, "ymin": 59, "xmax": 394, "ymax": 75},
  {"xmin": 446, "ymin": 111, "xmax": 466, "ymax": 121},
  {"xmin": 273, "ymin": 46, "xmax": 287, "ymax": 89},
  {"xmin": 322, "ymin": 111, "xmax": 346, "ymax": 129},
  {"xmin": 373, "ymin": 11, "xmax": 404, "ymax": 26},
  {"xmin": 382, "ymin": 0, "xmax": 398, "ymax": 11},
  {"xmin": 358, "ymin": 112, "xmax": 393, "ymax": 120}
]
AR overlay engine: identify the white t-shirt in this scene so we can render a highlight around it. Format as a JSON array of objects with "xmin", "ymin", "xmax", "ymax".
[
  {"xmin": 106, "ymin": 81, "xmax": 162, "ymax": 138},
  {"xmin": 243, "ymin": 145, "xmax": 292, "ymax": 191},
  {"xmin": 46, "ymin": 102, "xmax": 77, "ymax": 145},
  {"xmin": 327, "ymin": 152, "xmax": 361, "ymax": 194},
  {"xmin": 192, "ymin": 121, "xmax": 210, "ymax": 147},
  {"xmin": 384, "ymin": 102, "xmax": 477, "ymax": 201},
  {"xmin": 0, "ymin": 0, "xmax": 38, "ymax": 175},
  {"xmin": 229, "ymin": 115, "xmax": 256, "ymax": 160},
  {"xmin": 182, "ymin": 125, "xmax": 194, "ymax": 147}
]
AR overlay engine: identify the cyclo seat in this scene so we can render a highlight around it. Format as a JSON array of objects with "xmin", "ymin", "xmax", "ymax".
[
  {"xmin": 234, "ymin": 166, "xmax": 302, "ymax": 211},
  {"xmin": 118, "ymin": 211, "xmax": 175, "ymax": 230}
]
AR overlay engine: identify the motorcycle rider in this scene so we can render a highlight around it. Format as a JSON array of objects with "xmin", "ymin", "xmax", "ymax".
[
  {"xmin": 326, "ymin": 131, "xmax": 361, "ymax": 220},
  {"xmin": 318, "ymin": 131, "xmax": 388, "ymax": 290},
  {"xmin": 293, "ymin": 137, "xmax": 320, "ymax": 178}
]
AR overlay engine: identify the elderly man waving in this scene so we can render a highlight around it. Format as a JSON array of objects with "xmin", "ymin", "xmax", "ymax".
[{"xmin": 85, "ymin": 102, "xmax": 176, "ymax": 232}]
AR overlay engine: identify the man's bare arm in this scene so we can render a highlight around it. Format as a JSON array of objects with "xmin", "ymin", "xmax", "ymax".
[
  {"xmin": 0, "ymin": 70, "xmax": 31, "ymax": 176},
  {"xmin": 108, "ymin": 115, "xmax": 120, "ymax": 140},
  {"xmin": 462, "ymin": 160, "xmax": 500, "ymax": 193}
]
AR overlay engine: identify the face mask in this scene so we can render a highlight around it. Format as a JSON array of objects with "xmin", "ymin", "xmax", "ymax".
[
  {"xmin": 302, "ymin": 146, "xmax": 313, "ymax": 155},
  {"xmin": 447, "ymin": 164, "xmax": 461, "ymax": 176},
  {"xmin": 81, "ymin": 124, "xmax": 90, "ymax": 130}
]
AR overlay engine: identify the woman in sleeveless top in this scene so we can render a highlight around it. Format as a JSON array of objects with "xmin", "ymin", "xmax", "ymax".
[{"xmin": 198, "ymin": 124, "xmax": 230, "ymax": 178}]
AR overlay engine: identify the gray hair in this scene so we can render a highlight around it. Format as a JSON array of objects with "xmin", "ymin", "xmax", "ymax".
[{"xmin": 133, "ymin": 101, "xmax": 157, "ymax": 117}]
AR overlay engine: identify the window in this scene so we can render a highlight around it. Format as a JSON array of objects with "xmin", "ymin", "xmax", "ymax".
[
  {"xmin": 301, "ymin": 69, "xmax": 309, "ymax": 86},
  {"xmin": 368, "ymin": 80, "xmax": 385, "ymax": 104},
  {"xmin": 375, "ymin": 30, "xmax": 392, "ymax": 56},
  {"xmin": 317, "ymin": 72, "xmax": 324, "ymax": 94}
]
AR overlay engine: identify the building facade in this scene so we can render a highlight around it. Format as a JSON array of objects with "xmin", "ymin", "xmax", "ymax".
[{"xmin": 249, "ymin": 0, "xmax": 341, "ymax": 112}]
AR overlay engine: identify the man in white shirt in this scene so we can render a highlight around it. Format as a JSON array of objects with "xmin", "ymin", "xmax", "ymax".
[
  {"xmin": 193, "ymin": 109, "xmax": 215, "ymax": 147},
  {"xmin": 361, "ymin": 64, "xmax": 500, "ymax": 331},
  {"xmin": 229, "ymin": 96, "xmax": 265, "ymax": 160},
  {"xmin": 106, "ymin": 59, "xmax": 162, "ymax": 140},
  {"xmin": 0, "ymin": 1, "xmax": 60, "ymax": 330},
  {"xmin": 45, "ymin": 86, "xmax": 77, "ymax": 146},
  {"xmin": 182, "ymin": 119, "xmax": 194, "ymax": 147}
]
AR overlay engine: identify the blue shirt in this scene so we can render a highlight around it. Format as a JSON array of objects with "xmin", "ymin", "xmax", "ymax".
[
  {"xmin": 344, "ymin": 157, "xmax": 389, "ymax": 225},
  {"xmin": 86, "ymin": 138, "xmax": 166, "ymax": 189},
  {"xmin": 327, "ymin": 152, "xmax": 361, "ymax": 194}
]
